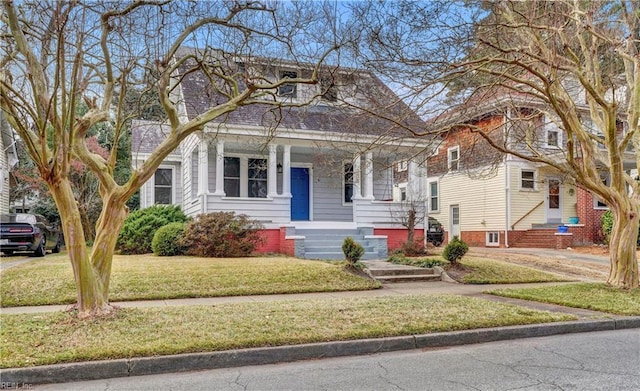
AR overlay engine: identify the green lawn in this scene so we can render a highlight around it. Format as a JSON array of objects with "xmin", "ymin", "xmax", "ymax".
[
  {"xmin": 488, "ymin": 283, "xmax": 640, "ymax": 316},
  {"xmin": 391, "ymin": 255, "xmax": 572, "ymax": 284},
  {"xmin": 457, "ymin": 257, "xmax": 572, "ymax": 284},
  {"xmin": 0, "ymin": 294, "xmax": 575, "ymax": 368},
  {"xmin": 0, "ymin": 254, "xmax": 380, "ymax": 307}
]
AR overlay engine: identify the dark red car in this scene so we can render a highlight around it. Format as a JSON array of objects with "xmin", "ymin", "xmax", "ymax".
[{"xmin": 0, "ymin": 213, "xmax": 62, "ymax": 257}]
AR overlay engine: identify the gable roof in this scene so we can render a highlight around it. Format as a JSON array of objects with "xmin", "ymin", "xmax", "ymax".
[{"xmin": 175, "ymin": 50, "xmax": 427, "ymax": 139}]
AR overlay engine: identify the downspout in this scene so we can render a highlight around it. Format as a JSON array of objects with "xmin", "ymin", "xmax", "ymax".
[{"xmin": 504, "ymin": 110, "xmax": 511, "ymax": 248}]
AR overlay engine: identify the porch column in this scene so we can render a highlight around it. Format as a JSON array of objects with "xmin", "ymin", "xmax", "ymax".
[
  {"xmin": 352, "ymin": 154, "xmax": 362, "ymax": 200},
  {"xmin": 197, "ymin": 141, "xmax": 209, "ymax": 196},
  {"xmin": 283, "ymin": 145, "xmax": 291, "ymax": 197},
  {"xmin": 214, "ymin": 140, "xmax": 225, "ymax": 196},
  {"xmin": 363, "ymin": 152, "xmax": 374, "ymax": 200},
  {"xmin": 268, "ymin": 144, "xmax": 278, "ymax": 197}
]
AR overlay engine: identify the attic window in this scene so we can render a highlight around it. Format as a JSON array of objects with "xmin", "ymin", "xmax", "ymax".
[
  {"xmin": 278, "ymin": 71, "xmax": 297, "ymax": 98},
  {"xmin": 320, "ymin": 78, "xmax": 337, "ymax": 102},
  {"xmin": 448, "ymin": 146, "xmax": 460, "ymax": 171}
]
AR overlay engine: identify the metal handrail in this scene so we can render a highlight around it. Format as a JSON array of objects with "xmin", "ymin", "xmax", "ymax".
[{"xmin": 511, "ymin": 200, "xmax": 544, "ymax": 230}]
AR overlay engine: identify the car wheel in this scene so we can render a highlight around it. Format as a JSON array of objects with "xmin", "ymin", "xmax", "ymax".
[
  {"xmin": 33, "ymin": 237, "xmax": 46, "ymax": 257},
  {"xmin": 2, "ymin": 250, "xmax": 14, "ymax": 256},
  {"xmin": 52, "ymin": 239, "xmax": 61, "ymax": 253}
]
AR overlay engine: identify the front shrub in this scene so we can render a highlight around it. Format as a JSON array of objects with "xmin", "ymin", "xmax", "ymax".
[
  {"xmin": 117, "ymin": 205, "xmax": 188, "ymax": 254},
  {"xmin": 387, "ymin": 252, "xmax": 447, "ymax": 268},
  {"xmin": 342, "ymin": 237, "xmax": 365, "ymax": 265},
  {"xmin": 401, "ymin": 240, "xmax": 427, "ymax": 256},
  {"xmin": 601, "ymin": 210, "xmax": 640, "ymax": 246},
  {"xmin": 601, "ymin": 210, "xmax": 613, "ymax": 242},
  {"xmin": 181, "ymin": 212, "xmax": 265, "ymax": 257},
  {"xmin": 152, "ymin": 222, "xmax": 187, "ymax": 256},
  {"xmin": 442, "ymin": 236, "xmax": 469, "ymax": 264}
]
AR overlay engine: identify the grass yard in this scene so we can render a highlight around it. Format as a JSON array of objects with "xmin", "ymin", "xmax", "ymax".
[
  {"xmin": 0, "ymin": 254, "xmax": 380, "ymax": 307},
  {"xmin": 488, "ymin": 283, "xmax": 640, "ymax": 316},
  {"xmin": 0, "ymin": 294, "xmax": 575, "ymax": 368},
  {"xmin": 392, "ymin": 255, "xmax": 572, "ymax": 284},
  {"xmin": 453, "ymin": 257, "xmax": 573, "ymax": 284}
]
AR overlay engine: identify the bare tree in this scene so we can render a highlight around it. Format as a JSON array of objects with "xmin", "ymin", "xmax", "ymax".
[
  {"xmin": 0, "ymin": 0, "xmax": 342, "ymax": 318},
  {"xmin": 351, "ymin": 0, "xmax": 639, "ymax": 289}
]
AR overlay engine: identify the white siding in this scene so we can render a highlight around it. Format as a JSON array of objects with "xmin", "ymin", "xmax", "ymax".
[{"xmin": 436, "ymin": 166, "xmax": 506, "ymax": 232}]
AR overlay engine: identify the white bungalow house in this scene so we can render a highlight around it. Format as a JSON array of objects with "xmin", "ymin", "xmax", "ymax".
[{"xmin": 132, "ymin": 54, "xmax": 431, "ymax": 259}]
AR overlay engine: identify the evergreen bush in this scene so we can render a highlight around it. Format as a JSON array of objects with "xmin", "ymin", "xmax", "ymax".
[
  {"xmin": 342, "ymin": 236, "xmax": 365, "ymax": 265},
  {"xmin": 442, "ymin": 236, "xmax": 469, "ymax": 264},
  {"xmin": 152, "ymin": 222, "xmax": 187, "ymax": 256},
  {"xmin": 116, "ymin": 205, "xmax": 187, "ymax": 254}
]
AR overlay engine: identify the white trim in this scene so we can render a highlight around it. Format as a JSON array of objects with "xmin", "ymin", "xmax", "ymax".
[
  {"xmin": 486, "ymin": 231, "xmax": 500, "ymax": 246},
  {"xmin": 427, "ymin": 178, "xmax": 439, "ymax": 213},
  {"xmin": 519, "ymin": 168, "xmax": 537, "ymax": 191},
  {"xmin": 152, "ymin": 165, "xmax": 176, "ymax": 205},
  {"xmin": 447, "ymin": 146, "xmax": 460, "ymax": 171},
  {"xmin": 222, "ymin": 153, "xmax": 273, "ymax": 199},
  {"xmin": 342, "ymin": 160, "xmax": 355, "ymax": 206}
]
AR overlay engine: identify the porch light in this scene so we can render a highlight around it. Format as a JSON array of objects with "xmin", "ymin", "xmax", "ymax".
[{"xmin": 277, "ymin": 163, "xmax": 283, "ymax": 174}]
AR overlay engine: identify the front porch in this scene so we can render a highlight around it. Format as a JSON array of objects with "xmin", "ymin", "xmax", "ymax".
[{"xmin": 179, "ymin": 136, "xmax": 429, "ymax": 259}]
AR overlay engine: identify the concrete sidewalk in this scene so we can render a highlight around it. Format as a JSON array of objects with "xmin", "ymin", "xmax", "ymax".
[{"xmin": 2, "ymin": 261, "xmax": 640, "ymax": 386}]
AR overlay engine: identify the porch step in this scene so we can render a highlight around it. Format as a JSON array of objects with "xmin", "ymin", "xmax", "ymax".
[
  {"xmin": 363, "ymin": 261, "xmax": 441, "ymax": 283},
  {"xmin": 295, "ymin": 228, "xmax": 379, "ymax": 261},
  {"xmin": 511, "ymin": 228, "xmax": 558, "ymax": 248}
]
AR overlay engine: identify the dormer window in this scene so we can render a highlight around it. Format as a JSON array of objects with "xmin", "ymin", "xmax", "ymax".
[{"xmin": 278, "ymin": 70, "xmax": 297, "ymax": 98}]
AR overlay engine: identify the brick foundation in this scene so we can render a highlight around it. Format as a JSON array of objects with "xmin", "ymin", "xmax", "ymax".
[
  {"xmin": 373, "ymin": 228, "xmax": 424, "ymax": 252},
  {"xmin": 255, "ymin": 229, "xmax": 281, "ymax": 253}
]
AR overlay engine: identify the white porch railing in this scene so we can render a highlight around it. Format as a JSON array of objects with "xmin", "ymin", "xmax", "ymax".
[
  {"xmin": 354, "ymin": 199, "xmax": 426, "ymax": 228},
  {"xmin": 203, "ymin": 194, "xmax": 291, "ymax": 224}
]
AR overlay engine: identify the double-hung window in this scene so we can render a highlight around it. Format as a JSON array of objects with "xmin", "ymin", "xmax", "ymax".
[
  {"xmin": 448, "ymin": 146, "xmax": 460, "ymax": 171},
  {"xmin": 223, "ymin": 156, "xmax": 269, "ymax": 198},
  {"xmin": 344, "ymin": 162, "xmax": 354, "ymax": 204},
  {"xmin": 154, "ymin": 167, "xmax": 173, "ymax": 204},
  {"xmin": 429, "ymin": 181, "xmax": 439, "ymax": 212},
  {"xmin": 224, "ymin": 157, "xmax": 241, "ymax": 197},
  {"xmin": 521, "ymin": 169, "xmax": 536, "ymax": 190},
  {"xmin": 248, "ymin": 158, "xmax": 268, "ymax": 198}
]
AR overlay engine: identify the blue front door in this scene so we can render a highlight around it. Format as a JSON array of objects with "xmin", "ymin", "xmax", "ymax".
[{"xmin": 291, "ymin": 167, "xmax": 310, "ymax": 221}]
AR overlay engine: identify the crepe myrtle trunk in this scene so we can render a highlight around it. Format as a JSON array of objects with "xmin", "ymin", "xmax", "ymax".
[
  {"xmin": 607, "ymin": 204, "xmax": 640, "ymax": 289},
  {"xmin": 48, "ymin": 177, "xmax": 115, "ymax": 318}
]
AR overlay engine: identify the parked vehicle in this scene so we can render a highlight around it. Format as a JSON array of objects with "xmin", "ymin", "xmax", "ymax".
[
  {"xmin": 0, "ymin": 213, "xmax": 61, "ymax": 257},
  {"xmin": 426, "ymin": 216, "xmax": 444, "ymax": 247}
]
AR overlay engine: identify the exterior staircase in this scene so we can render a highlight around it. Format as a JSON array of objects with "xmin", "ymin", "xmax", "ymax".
[
  {"xmin": 510, "ymin": 225, "xmax": 558, "ymax": 248},
  {"xmin": 362, "ymin": 260, "xmax": 442, "ymax": 283},
  {"xmin": 296, "ymin": 229, "xmax": 382, "ymax": 260}
]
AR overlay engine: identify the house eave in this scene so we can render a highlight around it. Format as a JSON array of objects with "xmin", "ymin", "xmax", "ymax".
[{"xmin": 204, "ymin": 123, "xmax": 433, "ymax": 150}]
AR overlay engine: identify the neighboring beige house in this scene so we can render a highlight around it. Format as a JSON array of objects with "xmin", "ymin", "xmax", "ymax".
[
  {"xmin": 427, "ymin": 97, "xmax": 634, "ymax": 249},
  {"xmin": 0, "ymin": 112, "xmax": 18, "ymax": 214},
  {"xmin": 132, "ymin": 52, "xmax": 432, "ymax": 259}
]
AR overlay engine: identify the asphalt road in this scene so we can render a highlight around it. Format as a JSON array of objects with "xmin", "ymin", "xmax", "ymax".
[{"xmin": 35, "ymin": 329, "xmax": 640, "ymax": 391}]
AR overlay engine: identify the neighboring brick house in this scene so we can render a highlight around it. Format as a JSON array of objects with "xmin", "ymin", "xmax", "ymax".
[
  {"xmin": 427, "ymin": 100, "xmax": 633, "ymax": 249},
  {"xmin": 132, "ymin": 51, "xmax": 432, "ymax": 259}
]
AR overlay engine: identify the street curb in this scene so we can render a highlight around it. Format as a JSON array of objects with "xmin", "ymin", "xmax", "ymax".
[{"xmin": 2, "ymin": 317, "xmax": 639, "ymax": 385}]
